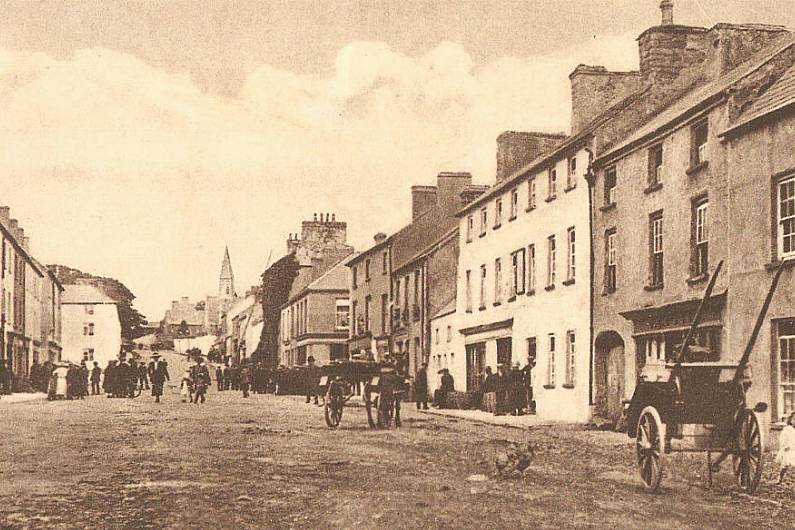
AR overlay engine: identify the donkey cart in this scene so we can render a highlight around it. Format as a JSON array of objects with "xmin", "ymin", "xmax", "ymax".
[
  {"xmin": 624, "ymin": 261, "xmax": 785, "ymax": 494},
  {"xmin": 319, "ymin": 360, "xmax": 408, "ymax": 429}
]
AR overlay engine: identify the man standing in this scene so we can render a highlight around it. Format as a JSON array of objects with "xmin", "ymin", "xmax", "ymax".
[
  {"xmin": 521, "ymin": 357, "xmax": 535, "ymax": 415},
  {"xmin": 215, "ymin": 365, "xmax": 224, "ymax": 392},
  {"xmin": 191, "ymin": 357, "xmax": 210, "ymax": 404},
  {"xmin": 138, "ymin": 362, "xmax": 150, "ymax": 390},
  {"xmin": 414, "ymin": 362, "xmax": 429, "ymax": 410},
  {"xmin": 304, "ymin": 356, "xmax": 320, "ymax": 405},
  {"xmin": 434, "ymin": 368, "xmax": 455, "ymax": 408},
  {"xmin": 90, "ymin": 362, "xmax": 102, "ymax": 395},
  {"xmin": 150, "ymin": 354, "xmax": 170, "ymax": 403},
  {"xmin": 240, "ymin": 363, "xmax": 251, "ymax": 398}
]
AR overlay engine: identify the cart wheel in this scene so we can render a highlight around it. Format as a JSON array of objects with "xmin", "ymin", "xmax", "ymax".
[
  {"xmin": 132, "ymin": 384, "xmax": 143, "ymax": 398},
  {"xmin": 324, "ymin": 398, "xmax": 343, "ymax": 428},
  {"xmin": 366, "ymin": 394, "xmax": 378, "ymax": 429},
  {"xmin": 636, "ymin": 406, "xmax": 665, "ymax": 493},
  {"xmin": 732, "ymin": 409, "xmax": 764, "ymax": 494}
]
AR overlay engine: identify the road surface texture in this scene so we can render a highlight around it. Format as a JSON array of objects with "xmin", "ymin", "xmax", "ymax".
[{"xmin": 0, "ymin": 368, "xmax": 792, "ymax": 528}]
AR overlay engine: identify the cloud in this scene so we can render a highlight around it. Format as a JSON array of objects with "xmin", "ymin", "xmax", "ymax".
[{"xmin": 0, "ymin": 33, "xmax": 637, "ymax": 317}]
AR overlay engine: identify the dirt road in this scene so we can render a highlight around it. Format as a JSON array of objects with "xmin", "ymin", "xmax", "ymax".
[{"xmin": 0, "ymin": 381, "xmax": 791, "ymax": 529}]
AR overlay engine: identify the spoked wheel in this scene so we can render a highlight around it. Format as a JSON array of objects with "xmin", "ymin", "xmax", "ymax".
[
  {"xmin": 131, "ymin": 384, "xmax": 143, "ymax": 398},
  {"xmin": 377, "ymin": 395, "xmax": 394, "ymax": 429},
  {"xmin": 324, "ymin": 398, "xmax": 343, "ymax": 428},
  {"xmin": 732, "ymin": 409, "xmax": 764, "ymax": 494},
  {"xmin": 636, "ymin": 406, "xmax": 665, "ymax": 493},
  {"xmin": 365, "ymin": 391, "xmax": 378, "ymax": 429}
]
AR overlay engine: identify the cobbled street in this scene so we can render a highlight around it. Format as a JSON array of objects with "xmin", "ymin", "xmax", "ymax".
[{"xmin": 1, "ymin": 356, "xmax": 792, "ymax": 530}]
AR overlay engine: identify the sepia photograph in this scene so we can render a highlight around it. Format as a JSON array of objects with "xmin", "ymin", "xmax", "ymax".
[{"xmin": 1, "ymin": 0, "xmax": 794, "ymax": 528}]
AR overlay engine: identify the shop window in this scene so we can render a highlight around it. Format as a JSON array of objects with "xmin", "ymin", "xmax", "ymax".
[{"xmin": 497, "ymin": 337, "xmax": 512, "ymax": 367}]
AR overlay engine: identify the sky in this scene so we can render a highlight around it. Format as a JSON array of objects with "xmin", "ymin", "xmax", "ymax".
[{"xmin": 1, "ymin": 0, "xmax": 793, "ymax": 320}]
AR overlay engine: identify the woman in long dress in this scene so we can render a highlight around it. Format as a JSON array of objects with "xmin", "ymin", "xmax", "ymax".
[{"xmin": 53, "ymin": 364, "xmax": 68, "ymax": 399}]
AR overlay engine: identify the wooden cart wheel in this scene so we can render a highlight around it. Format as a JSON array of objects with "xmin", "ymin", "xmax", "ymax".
[
  {"xmin": 732, "ymin": 409, "xmax": 764, "ymax": 494},
  {"xmin": 377, "ymin": 397, "xmax": 394, "ymax": 429},
  {"xmin": 366, "ymin": 394, "xmax": 378, "ymax": 429},
  {"xmin": 324, "ymin": 398, "xmax": 343, "ymax": 428},
  {"xmin": 636, "ymin": 406, "xmax": 665, "ymax": 493}
]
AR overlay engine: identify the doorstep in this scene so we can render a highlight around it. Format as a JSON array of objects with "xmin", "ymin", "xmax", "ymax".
[
  {"xmin": 0, "ymin": 392, "xmax": 47, "ymax": 404},
  {"xmin": 416, "ymin": 407, "xmax": 555, "ymax": 429}
]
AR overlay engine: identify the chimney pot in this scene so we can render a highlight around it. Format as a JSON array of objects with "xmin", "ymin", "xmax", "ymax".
[
  {"xmin": 660, "ymin": 0, "xmax": 673, "ymax": 26},
  {"xmin": 313, "ymin": 213, "xmax": 317, "ymax": 222},
  {"xmin": 332, "ymin": 213, "xmax": 336, "ymax": 222}
]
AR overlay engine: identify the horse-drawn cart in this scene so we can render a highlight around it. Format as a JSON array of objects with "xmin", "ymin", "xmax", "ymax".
[
  {"xmin": 624, "ymin": 260, "xmax": 785, "ymax": 494},
  {"xmin": 319, "ymin": 360, "xmax": 409, "ymax": 429}
]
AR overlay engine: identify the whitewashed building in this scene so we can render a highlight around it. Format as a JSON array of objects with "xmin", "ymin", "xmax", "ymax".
[
  {"xmin": 61, "ymin": 285, "xmax": 121, "ymax": 367},
  {"xmin": 455, "ymin": 135, "xmax": 593, "ymax": 423},
  {"xmin": 428, "ymin": 301, "xmax": 463, "ymax": 398}
]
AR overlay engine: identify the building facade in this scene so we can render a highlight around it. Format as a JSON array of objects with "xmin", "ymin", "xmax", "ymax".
[
  {"xmin": 61, "ymin": 284, "xmax": 121, "ymax": 367},
  {"xmin": 346, "ymin": 235, "xmax": 391, "ymax": 358}
]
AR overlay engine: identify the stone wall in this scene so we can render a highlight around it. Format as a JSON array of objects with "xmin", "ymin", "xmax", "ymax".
[
  {"xmin": 495, "ymin": 131, "xmax": 565, "ymax": 182},
  {"xmin": 569, "ymin": 65, "xmax": 642, "ymax": 134}
]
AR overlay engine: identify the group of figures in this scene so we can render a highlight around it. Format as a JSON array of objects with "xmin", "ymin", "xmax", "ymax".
[
  {"xmin": 482, "ymin": 362, "xmax": 535, "ymax": 416},
  {"xmin": 212, "ymin": 361, "xmax": 270, "ymax": 396}
]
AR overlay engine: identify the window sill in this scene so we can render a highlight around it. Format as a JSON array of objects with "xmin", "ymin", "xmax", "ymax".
[
  {"xmin": 543, "ymin": 384, "xmax": 555, "ymax": 390},
  {"xmin": 545, "ymin": 194, "xmax": 557, "ymax": 203},
  {"xmin": 493, "ymin": 223, "xmax": 502, "ymax": 230},
  {"xmin": 643, "ymin": 182, "xmax": 663, "ymax": 194},
  {"xmin": 478, "ymin": 233, "xmax": 486, "ymax": 239},
  {"xmin": 526, "ymin": 289, "xmax": 536, "ymax": 296},
  {"xmin": 765, "ymin": 257, "xmax": 795, "ymax": 272},
  {"xmin": 562, "ymin": 383, "xmax": 575, "ymax": 389},
  {"xmin": 508, "ymin": 215, "xmax": 517, "ymax": 222},
  {"xmin": 493, "ymin": 301, "xmax": 502, "ymax": 307},
  {"xmin": 686, "ymin": 273, "xmax": 708, "ymax": 285},
  {"xmin": 599, "ymin": 202, "xmax": 616, "ymax": 213},
  {"xmin": 465, "ymin": 238, "xmax": 472, "ymax": 244},
  {"xmin": 601, "ymin": 287, "xmax": 616, "ymax": 297},
  {"xmin": 564, "ymin": 184, "xmax": 576, "ymax": 193},
  {"xmin": 478, "ymin": 305, "xmax": 486, "ymax": 312},
  {"xmin": 644, "ymin": 283, "xmax": 664, "ymax": 292},
  {"xmin": 562, "ymin": 278, "xmax": 575, "ymax": 286},
  {"xmin": 686, "ymin": 161, "xmax": 709, "ymax": 176},
  {"xmin": 525, "ymin": 206, "xmax": 536, "ymax": 213},
  {"xmin": 544, "ymin": 284, "xmax": 555, "ymax": 292},
  {"xmin": 465, "ymin": 309, "xmax": 472, "ymax": 314}
]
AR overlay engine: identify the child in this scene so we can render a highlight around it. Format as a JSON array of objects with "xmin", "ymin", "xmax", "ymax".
[
  {"xmin": 777, "ymin": 411, "xmax": 795, "ymax": 484},
  {"xmin": 180, "ymin": 370, "xmax": 193, "ymax": 403}
]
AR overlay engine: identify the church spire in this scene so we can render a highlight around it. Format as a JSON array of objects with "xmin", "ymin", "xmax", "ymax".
[{"xmin": 219, "ymin": 246, "xmax": 235, "ymax": 299}]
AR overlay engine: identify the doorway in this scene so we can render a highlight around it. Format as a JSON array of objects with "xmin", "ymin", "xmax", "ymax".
[
  {"xmin": 465, "ymin": 342, "xmax": 485, "ymax": 392},
  {"xmin": 594, "ymin": 331, "xmax": 625, "ymax": 424}
]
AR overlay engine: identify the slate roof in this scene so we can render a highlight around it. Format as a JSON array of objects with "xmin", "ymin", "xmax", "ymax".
[
  {"xmin": 723, "ymin": 63, "xmax": 795, "ymax": 135},
  {"xmin": 596, "ymin": 33, "xmax": 795, "ymax": 164},
  {"xmin": 304, "ymin": 258, "xmax": 350, "ymax": 292},
  {"xmin": 431, "ymin": 298, "xmax": 456, "ymax": 320},
  {"xmin": 62, "ymin": 284, "xmax": 117, "ymax": 305},
  {"xmin": 390, "ymin": 206, "xmax": 460, "ymax": 273}
]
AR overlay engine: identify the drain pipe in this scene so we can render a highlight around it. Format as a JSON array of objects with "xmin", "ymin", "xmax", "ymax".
[{"xmin": 584, "ymin": 146, "xmax": 596, "ymax": 408}]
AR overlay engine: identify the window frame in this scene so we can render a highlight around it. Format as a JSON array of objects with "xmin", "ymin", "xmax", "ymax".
[
  {"xmin": 465, "ymin": 270, "xmax": 472, "ymax": 312},
  {"xmin": 509, "ymin": 188, "xmax": 518, "ymax": 220},
  {"xmin": 511, "ymin": 247, "xmax": 526, "ymax": 296},
  {"xmin": 494, "ymin": 257, "xmax": 502, "ymax": 304},
  {"xmin": 692, "ymin": 197, "xmax": 709, "ymax": 277},
  {"xmin": 566, "ymin": 227, "xmax": 576, "ymax": 282},
  {"xmin": 605, "ymin": 229, "xmax": 617, "ymax": 293},
  {"xmin": 604, "ymin": 167, "xmax": 617, "ymax": 206},
  {"xmin": 565, "ymin": 330, "xmax": 576, "ymax": 387},
  {"xmin": 479, "ymin": 207, "xmax": 487, "ymax": 237},
  {"xmin": 649, "ymin": 211, "xmax": 664, "ymax": 288},
  {"xmin": 527, "ymin": 177, "xmax": 537, "ymax": 211},
  {"xmin": 546, "ymin": 235, "xmax": 556, "ymax": 289},
  {"xmin": 548, "ymin": 167, "xmax": 557, "ymax": 200},
  {"xmin": 778, "ymin": 174, "xmax": 795, "ymax": 260},
  {"xmin": 776, "ymin": 319, "xmax": 795, "ymax": 421},
  {"xmin": 691, "ymin": 120, "xmax": 709, "ymax": 167},
  {"xmin": 648, "ymin": 143, "xmax": 663, "ymax": 187},
  {"xmin": 479, "ymin": 264, "xmax": 487, "ymax": 310},
  {"xmin": 494, "ymin": 198, "xmax": 503, "ymax": 228},
  {"xmin": 527, "ymin": 244, "xmax": 536, "ymax": 294},
  {"xmin": 547, "ymin": 333, "xmax": 556, "ymax": 387},
  {"xmin": 466, "ymin": 214, "xmax": 474, "ymax": 243}
]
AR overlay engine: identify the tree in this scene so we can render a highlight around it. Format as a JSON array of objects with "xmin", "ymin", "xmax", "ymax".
[{"xmin": 256, "ymin": 253, "xmax": 299, "ymax": 367}]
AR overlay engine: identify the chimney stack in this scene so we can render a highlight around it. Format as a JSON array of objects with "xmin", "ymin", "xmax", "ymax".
[
  {"xmin": 411, "ymin": 186, "xmax": 438, "ymax": 220},
  {"xmin": 495, "ymin": 132, "xmax": 567, "ymax": 181},
  {"xmin": 374, "ymin": 232, "xmax": 387, "ymax": 244},
  {"xmin": 0, "ymin": 206, "xmax": 9, "ymax": 227},
  {"xmin": 660, "ymin": 0, "xmax": 674, "ymax": 26}
]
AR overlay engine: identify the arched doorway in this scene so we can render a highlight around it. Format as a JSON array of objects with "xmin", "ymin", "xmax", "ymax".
[{"xmin": 594, "ymin": 331, "xmax": 625, "ymax": 424}]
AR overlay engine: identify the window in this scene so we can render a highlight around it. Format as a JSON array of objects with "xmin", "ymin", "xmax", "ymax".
[
  {"xmin": 546, "ymin": 235, "xmax": 556, "ymax": 288},
  {"xmin": 693, "ymin": 199, "xmax": 709, "ymax": 276},
  {"xmin": 494, "ymin": 258, "xmax": 503, "ymax": 304},
  {"xmin": 527, "ymin": 337, "xmax": 537, "ymax": 366},
  {"xmin": 83, "ymin": 348, "xmax": 94, "ymax": 361},
  {"xmin": 528, "ymin": 177, "xmax": 537, "ymax": 210},
  {"xmin": 605, "ymin": 229, "xmax": 617, "ymax": 293},
  {"xmin": 364, "ymin": 296, "xmax": 371, "ymax": 332},
  {"xmin": 691, "ymin": 120, "xmax": 709, "ymax": 167},
  {"xmin": 364, "ymin": 259, "xmax": 370, "ymax": 281},
  {"xmin": 527, "ymin": 244, "xmax": 536, "ymax": 293},
  {"xmin": 352, "ymin": 266, "xmax": 358, "ymax": 289},
  {"xmin": 565, "ymin": 331, "xmax": 576, "ymax": 386},
  {"xmin": 779, "ymin": 175, "xmax": 795, "ymax": 260},
  {"xmin": 84, "ymin": 305, "xmax": 94, "ymax": 315},
  {"xmin": 479, "ymin": 265, "xmax": 487, "ymax": 309},
  {"xmin": 403, "ymin": 276, "xmax": 409, "ymax": 318},
  {"xmin": 509, "ymin": 188, "xmax": 518, "ymax": 219},
  {"xmin": 479, "ymin": 207, "xmax": 487, "ymax": 236},
  {"xmin": 465, "ymin": 270, "xmax": 472, "ymax": 312},
  {"xmin": 335, "ymin": 300, "xmax": 350, "ymax": 330},
  {"xmin": 435, "ymin": 328, "xmax": 440, "ymax": 345},
  {"xmin": 83, "ymin": 323, "xmax": 95, "ymax": 336},
  {"xmin": 394, "ymin": 278, "xmax": 400, "ymax": 306},
  {"xmin": 466, "ymin": 215, "xmax": 474, "ymax": 242},
  {"xmin": 604, "ymin": 167, "xmax": 617, "ymax": 206},
  {"xmin": 567, "ymin": 156, "xmax": 577, "ymax": 189},
  {"xmin": 497, "ymin": 337, "xmax": 512, "ymax": 366},
  {"xmin": 566, "ymin": 227, "xmax": 576, "ymax": 282},
  {"xmin": 382, "ymin": 252, "xmax": 388, "ymax": 274},
  {"xmin": 547, "ymin": 334, "xmax": 556, "ymax": 386},
  {"xmin": 548, "ymin": 168, "xmax": 557, "ymax": 199},
  {"xmin": 351, "ymin": 301, "xmax": 358, "ymax": 335},
  {"xmin": 648, "ymin": 144, "xmax": 663, "ymax": 186},
  {"xmin": 446, "ymin": 325, "xmax": 452, "ymax": 342},
  {"xmin": 650, "ymin": 212, "xmax": 664, "ymax": 287},
  {"xmin": 381, "ymin": 294, "xmax": 388, "ymax": 334},
  {"xmin": 777, "ymin": 319, "xmax": 795, "ymax": 421},
  {"xmin": 511, "ymin": 248, "xmax": 526, "ymax": 296},
  {"xmin": 494, "ymin": 198, "xmax": 503, "ymax": 228}
]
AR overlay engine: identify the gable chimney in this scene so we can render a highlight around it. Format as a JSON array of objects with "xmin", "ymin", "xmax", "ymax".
[
  {"xmin": 411, "ymin": 186, "xmax": 437, "ymax": 220},
  {"xmin": 496, "ymin": 132, "xmax": 566, "ymax": 182},
  {"xmin": 569, "ymin": 65, "xmax": 642, "ymax": 133}
]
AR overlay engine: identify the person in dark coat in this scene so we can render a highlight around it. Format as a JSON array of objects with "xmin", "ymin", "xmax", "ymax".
[
  {"xmin": 521, "ymin": 358, "xmax": 535, "ymax": 414},
  {"xmin": 215, "ymin": 365, "xmax": 224, "ymax": 392},
  {"xmin": 103, "ymin": 361, "xmax": 116, "ymax": 396},
  {"xmin": 434, "ymin": 369, "xmax": 454, "ymax": 408},
  {"xmin": 150, "ymin": 355, "xmax": 170, "ymax": 403},
  {"xmin": 138, "ymin": 362, "xmax": 150, "ymax": 390},
  {"xmin": 304, "ymin": 356, "xmax": 320, "ymax": 405},
  {"xmin": 191, "ymin": 358, "xmax": 210, "ymax": 404},
  {"xmin": 90, "ymin": 362, "xmax": 102, "ymax": 395},
  {"xmin": 414, "ymin": 362, "xmax": 429, "ymax": 410},
  {"xmin": 80, "ymin": 361, "xmax": 90, "ymax": 398},
  {"xmin": 240, "ymin": 363, "xmax": 251, "ymax": 398},
  {"xmin": 494, "ymin": 364, "xmax": 508, "ymax": 415},
  {"xmin": 222, "ymin": 365, "xmax": 230, "ymax": 391}
]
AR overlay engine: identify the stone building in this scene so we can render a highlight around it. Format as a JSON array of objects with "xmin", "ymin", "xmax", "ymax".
[
  {"xmin": 61, "ymin": 284, "xmax": 121, "ymax": 368},
  {"xmin": 346, "ymin": 234, "xmax": 391, "ymax": 357},
  {"xmin": 588, "ymin": 5, "xmax": 793, "ymax": 427}
]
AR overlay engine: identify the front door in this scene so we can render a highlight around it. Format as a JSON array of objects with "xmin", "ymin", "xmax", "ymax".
[
  {"xmin": 595, "ymin": 332, "xmax": 625, "ymax": 424},
  {"xmin": 465, "ymin": 342, "xmax": 485, "ymax": 392}
]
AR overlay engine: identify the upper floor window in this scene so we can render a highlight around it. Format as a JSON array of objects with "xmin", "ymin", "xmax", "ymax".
[
  {"xmin": 364, "ymin": 295, "xmax": 371, "ymax": 331},
  {"xmin": 648, "ymin": 144, "xmax": 663, "ymax": 187},
  {"xmin": 465, "ymin": 270, "xmax": 472, "ymax": 312},
  {"xmin": 494, "ymin": 258, "xmax": 503, "ymax": 304},
  {"xmin": 605, "ymin": 229, "xmax": 617, "ymax": 294},
  {"xmin": 566, "ymin": 227, "xmax": 576, "ymax": 282},
  {"xmin": 479, "ymin": 264, "xmax": 487, "ymax": 310},
  {"xmin": 528, "ymin": 177, "xmax": 537, "ymax": 211},
  {"xmin": 511, "ymin": 248, "xmax": 526, "ymax": 296},
  {"xmin": 364, "ymin": 259, "xmax": 371, "ymax": 281},
  {"xmin": 546, "ymin": 235, "xmax": 556, "ymax": 288},
  {"xmin": 382, "ymin": 252, "xmax": 388, "ymax": 274},
  {"xmin": 466, "ymin": 215, "xmax": 474, "ymax": 243},
  {"xmin": 527, "ymin": 244, "xmax": 536, "ymax": 294},
  {"xmin": 479, "ymin": 207, "xmax": 487, "ymax": 237},
  {"xmin": 446, "ymin": 325, "xmax": 452, "ymax": 342},
  {"xmin": 335, "ymin": 300, "xmax": 350, "ymax": 330},
  {"xmin": 691, "ymin": 120, "xmax": 709, "ymax": 167},
  {"xmin": 494, "ymin": 198, "xmax": 503, "ymax": 228},
  {"xmin": 693, "ymin": 198, "xmax": 709, "ymax": 276},
  {"xmin": 604, "ymin": 167, "xmax": 617, "ymax": 206},
  {"xmin": 548, "ymin": 168, "xmax": 557, "ymax": 199},
  {"xmin": 779, "ymin": 175, "xmax": 795, "ymax": 260},
  {"xmin": 650, "ymin": 211, "xmax": 664, "ymax": 287},
  {"xmin": 567, "ymin": 156, "xmax": 577, "ymax": 189},
  {"xmin": 394, "ymin": 278, "xmax": 400, "ymax": 305},
  {"xmin": 352, "ymin": 266, "xmax": 358, "ymax": 289},
  {"xmin": 509, "ymin": 188, "xmax": 518, "ymax": 220}
]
